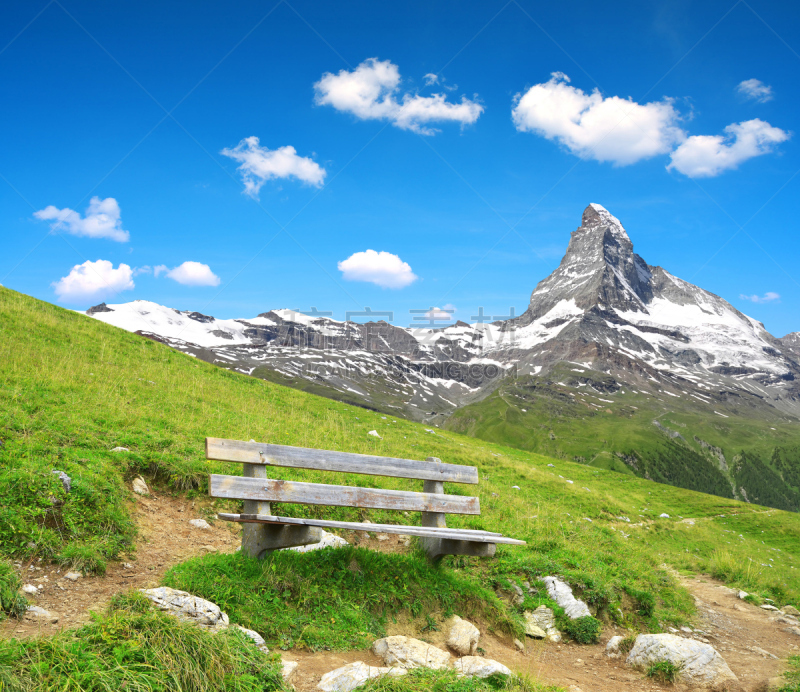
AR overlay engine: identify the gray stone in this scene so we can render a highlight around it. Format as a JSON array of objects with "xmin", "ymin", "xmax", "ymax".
[
  {"xmin": 189, "ymin": 518, "xmax": 211, "ymax": 530},
  {"xmin": 737, "ymin": 590, "xmax": 749, "ymax": 600},
  {"xmin": 605, "ymin": 635, "xmax": 624, "ymax": 656},
  {"xmin": 513, "ymin": 638, "xmax": 524, "ymax": 651},
  {"xmin": 782, "ymin": 605, "xmax": 800, "ymax": 616},
  {"xmin": 760, "ymin": 604, "xmax": 779, "ymax": 611},
  {"xmin": 317, "ymin": 661, "xmax": 405, "ymax": 691},
  {"xmin": 110, "ymin": 447, "xmax": 129, "ymax": 452},
  {"xmin": 132, "ymin": 477, "xmax": 149, "ymax": 495},
  {"xmin": 51, "ymin": 470, "xmax": 71, "ymax": 493},
  {"xmin": 21, "ymin": 584, "xmax": 39, "ymax": 595},
  {"xmin": 523, "ymin": 613, "xmax": 547, "ymax": 639},
  {"xmin": 140, "ymin": 587, "xmax": 229, "ymax": 627},
  {"xmin": 539, "ymin": 576, "xmax": 591, "ymax": 619},
  {"xmin": 626, "ymin": 634, "xmax": 737, "ymax": 687},
  {"xmin": 446, "ymin": 615, "xmax": 480, "ymax": 656},
  {"xmin": 25, "ymin": 605, "xmax": 59, "ymax": 623},
  {"xmin": 281, "ymin": 660, "xmax": 298, "ymax": 684},
  {"xmin": 372, "ymin": 636, "xmax": 451, "ymax": 670},
  {"xmin": 64, "ymin": 571, "xmax": 82, "ymax": 582},
  {"xmin": 525, "ymin": 605, "xmax": 561, "ymax": 642},
  {"xmin": 454, "ymin": 657, "xmax": 511, "ymax": 678}
]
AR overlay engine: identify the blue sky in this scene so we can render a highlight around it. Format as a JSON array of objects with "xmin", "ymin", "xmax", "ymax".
[{"xmin": 2, "ymin": 0, "xmax": 799, "ymax": 336}]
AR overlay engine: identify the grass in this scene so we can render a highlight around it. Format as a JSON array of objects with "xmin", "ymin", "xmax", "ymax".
[
  {"xmin": 0, "ymin": 560, "xmax": 26, "ymax": 620},
  {"xmin": 0, "ymin": 592, "xmax": 288, "ymax": 692},
  {"xmin": 357, "ymin": 668, "xmax": 563, "ymax": 692},
  {"xmin": 777, "ymin": 655, "xmax": 800, "ymax": 692},
  {"xmin": 2, "ymin": 285, "xmax": 800, "ymax": 644},
  {"xmin": 645, "ymin": 660, "xmax": 682, "ymax": 683}
]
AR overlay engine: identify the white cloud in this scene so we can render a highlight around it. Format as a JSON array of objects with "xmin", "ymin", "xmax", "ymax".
[
  {"xmin": 423, "ymin": 73, "xmax": 439, "ymax": 86},
  {"xmin": 737, "ymin": 79, "xmax": 773, "ymax": 103},
  {"xmin": 424, "ymin": 306, "xmax": 456, "ymax": 320},
  {"xmin": 53, "ymin": 259, "xmax": 134, "ymax": 303},
  {"xmin": 157, "ymin": 261, "xmax": 220, "ymax": 286},
  {"xmin": 34, "ymin": 196, "xmax": 129, "ymax": 242},
  {"xmin": 511, "ymin": 72, "xmax": 685, "ymax": 165},
  {"xmin": 668, "ymin": 119, "xmax": 790, "ymax": 177},
  {"xmin": 220, "ymin": 137, "xmax": 326, "ymax": 198},
  {"xmin": 337, "ymin": 250, "xmax": 418, "ymax": 289},
  {"xmin": 740, "ymin": 291, "xmax": 780, "ymax": 304},
  {"xmin": 314, "ymin": 58, "xmax": 483, "ymax": 135},
  {"xmin": 133, "ymin": 265, "xmax": 151, "ymax": 276}
]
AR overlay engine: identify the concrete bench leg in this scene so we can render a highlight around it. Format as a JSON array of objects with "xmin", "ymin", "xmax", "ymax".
[{"xmin": 241, "ymin": 462, "xmax": 322, "ymax": 559}]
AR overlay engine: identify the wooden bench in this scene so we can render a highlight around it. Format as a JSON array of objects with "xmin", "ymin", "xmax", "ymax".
[{"xmin": 205, "ymin": 437, "xmax": 525, "ymax": 561}]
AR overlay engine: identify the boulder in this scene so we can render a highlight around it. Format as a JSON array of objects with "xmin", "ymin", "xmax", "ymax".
[
  {"xmin": 525, "ymin": 605, "xmax": 561, "ymax": 642},
  {"xmin": 64, "ymin": 571, "xmax": 82, "ymax": 582},
  {"xmin": 454, "ymin": 657, "xmax": 511, "ymax": 678},
  {"xmin": 446, "ymin": 615, "xmax": 480, "ymax": 656},
  {"xmin": 760, "ymin": 604, "xmax": 779, "ymax": 611},
  {"xmin": 25, "ymin": 605, "xmax": 59, "ymax": 623},
  {"xmin": 51, "ymin": 470, "xmax": 72, "ymax": 493},
  {"xmin": 285, "ymin": 530, "xmax": 348, "ymax": 553},
  {"xmin": 523, "ymin": 613, "xmax": 547, "ymax": 639},
  {"xmin": 782, "ymin": 605, "xmax": 800, "ymax": 616},
  {"xmin": 539, "ymin": 576, "xmax": 591, "ymax": 619},
  {"xmin": 21, "ymin": 584, "xmax": 39, "ymax": 595},
  {"xmin": 189, "ymin": 518, "xmax": 211, "ymax": 530},
  {"xmin": 132, "ymin": 477, "xmax": 149, "ymax": 495},
  {"xmin": 605, "ymin": 635, "xmax": 624, "ymax": 656},
  {"xmin": 234, "ymin": 625, "xmax": 268, "ymax": 652},
  {"xmin": 737, "ymin": 591, "xmax": 748, "ymax": 600},
  {"xmin": 367, "ymin": 430, "xmax": 381, "ymax": 438},
  {"xmin": 317, "ymin": 661, "xmax": 405, "ymax": 692},
  {"xmin": 281, "ymin": 660, "xmax": 298, "ymax": 684},
  {"xmin": 626, "ymin": 634, "xmax": 737, "ymax": 687},
  {"xmin": 140, "ymin": 587, "xmax": 229, "ymax": 627},
  {"xmin": 372, "ymin": 635, "xmax": 451, "ymax": 670}
]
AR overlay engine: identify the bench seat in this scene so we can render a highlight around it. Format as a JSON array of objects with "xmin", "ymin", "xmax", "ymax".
[{"xmin": 206, "ymin": 437, "xmax": 525, "ymax": 561}]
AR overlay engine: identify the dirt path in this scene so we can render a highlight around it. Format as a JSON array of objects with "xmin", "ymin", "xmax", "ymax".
[{"xmin": 4, "ymin": 488, "xmax": 799, "ymax": 691}]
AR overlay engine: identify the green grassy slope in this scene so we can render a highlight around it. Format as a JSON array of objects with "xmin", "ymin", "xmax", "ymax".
[
  {"xmin": 445, "ymin": 366, "xmax": 800, "ymax": 511},
  {"xmin": 1, "ymin": 285, "xmax": 800, "ymax": 648}
]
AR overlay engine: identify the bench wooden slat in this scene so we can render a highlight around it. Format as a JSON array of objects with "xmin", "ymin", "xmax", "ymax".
[
  {"xmin": 206, "ymin": 438, "xmax": 479, "ymax": 485},
  {"xmin": 210, "ymin": 475, "xmax": 480, "ymax": 515},
  {"xmin": 217, "ymin": 513, "xmax": 525, "ymax": 545}
]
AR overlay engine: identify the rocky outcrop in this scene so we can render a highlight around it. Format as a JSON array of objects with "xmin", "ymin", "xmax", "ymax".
[
  {"xmin": 539, "ymin": 576, "xmax": 591, "ymax": 619},
  {"xmin": 372, "ymin": 636, "xmax": 451, "ymax": 670},
  {"xmin": 524, "ymin": 605, "xmax": 561, "ymax": 642},
  {"xmin": 626, "ymin": 633, "xmax": 737, "ymax": 687},
  {"xmin": 317, "ymin": 662, "xmax": 405, "ymax": 692},
  {"xmin": 446, "ymin": 616, "xmax": 480, "ymax": 656},
  {"xmin": 140, "ymin": 587, "xmax": 229, "ymax": 628},
  {"xmin": 454, "ymin": 657, "xmax": 511, "ymax": 678}
]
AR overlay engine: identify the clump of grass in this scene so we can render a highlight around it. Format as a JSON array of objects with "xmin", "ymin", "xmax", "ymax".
[
  {"xmin": 776, "ymin": 654, "xmax": 800, "ymax": 692},
  {"xmin": 0, "ymin": 591, "xmax": 288, "ymax": 692},
  {"xmin": 618, "ymin": 634, "xmax": 637, "ymax": 654},
  {"xmin": 164, "ymin": 547, "xmax": 518, "ymax": 651},
  {"xmin": 710, "ymin": 549, "xmax": 765, "ymax": 591},
  {"xmin": 0, "ymin": 560, "xmax": 27, "ymax": 619},
  {"xmin": 561, "ymin": 615, "xmax": 601, "ymax": 644},
  {"xmin": 359, "ymin": 668, "xmax": 563, "ymax": 691},
  {"xmin": 646, "ymin": 660, "xmax": 682, "ymax": 683}
]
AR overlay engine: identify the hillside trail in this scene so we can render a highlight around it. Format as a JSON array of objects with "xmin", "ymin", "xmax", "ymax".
[{"xmin": 3, "ymin": 490, "xmax": 798, "ymax": 692}]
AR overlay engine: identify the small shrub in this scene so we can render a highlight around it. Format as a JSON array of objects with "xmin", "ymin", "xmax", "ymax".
[
  {"xmin": 562, "ymin": 616, "xmax": 601, "ymax": 644},
  {"xmin": 0, "ymin": 561, "xmax": 27, "ymax": 619},
  {"xmin": 646, "ymin": 660, "xmax": 682, "ymax": 683},
  {"xmin": 619, "ymin": 634, "xmax": 637, "ymax": 654},
  {"xmin": 56, "ymin": 542, "xmax": 107, "ymax": 575}
]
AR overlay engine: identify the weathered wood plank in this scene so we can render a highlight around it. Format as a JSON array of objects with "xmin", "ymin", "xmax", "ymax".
[
  {"xmin": 205, "ymin": 438, "xmax": 479, "ymax": 484},
  {"xmin": 217, "ymin": 513, "xmax": 525, "ymax": 545},
  {"xmin": 209, "ymin": 474, "xmax": 481, "ymax": 515}
]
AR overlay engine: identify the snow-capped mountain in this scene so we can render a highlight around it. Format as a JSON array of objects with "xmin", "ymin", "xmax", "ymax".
[{"xmin": 86, "ymin": 204, "xmax": 800, "ymax": 421}]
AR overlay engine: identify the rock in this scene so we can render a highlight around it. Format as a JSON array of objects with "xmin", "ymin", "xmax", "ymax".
[
  {"xmin": 760, "ymin": 604, "xmax": 779, "ymax": 611},
  {"xmin": 605, "ymin": 635, "xmax": 624, "ymax": 656},
  {"xmin": 539, "ymin": 576, "xmax": 591, "ymax": 619},
  {"xmin": 789, "ymin": 626, "xmax": 800, "ymax": 637},
  {"xmin": 140, "ymin": 587, "xmax": 229, "ymax": 627},
  {"xmin": 111, "ymin": 447, "xmax": 130, "ymax": 452},
  {"xmin": 64, "ymin": 571, "xmax": 82, "ymax": 581},
  {"xmin": 51, "ymin": 470, "xmax": 71, "ymax": 493},
  {"xmin": 367, "ymin": 430, "xmax": 381, "ymax": 438},
  {"xmin": 525, "ymin": 605, "xmax": 561, "ymax": 642},
  {"xmin": 21, "ymin": 584, "xmax": 39, "ymax": 595},
  {"xmin": 447, "ymin": 615, "xmax": 480, "ymax": 656},
  {"xmin": 626, "ymin": 634, "xmax": 737, "ymax": 687},
  {"xmin": 281, "ymin": 660, "xmax": 298, "ymax": 684},
  {"xmin": 659, "ymin": 513, "xmax": 670, "ymax": 518},
  {"xmin": 523, "ymin": 614, "xmax": 547, "ymax": 639},
  {"xmin": 201, "ymin": 545, "xmax": 217, "ymax": 553},
  {"xmin": 372, "ymin": 636, "xmax": 451, "ymax": 670},
  {"xmin": 513, "ymin": 638, "xmax": 525, "ymax": 651},
  {"xmin": 285, "ymin": 530, "xmax": 348, "ymax": 552},
  {"xmin": 25, "ymin": 605, "xmax": 59, "ymax": 623},
  {"xmin": 738, "ymin": 590, "xmax": 749, "ymax": 600},
  {"xmin": 317, "ymin": 661, "xmax": 405, "ymax": 692},
  {"xmin": 376, "ymin": 533, "xmax": 390, "ymax": 541},
  {"xmin": 454, "ymin": 657, "xmax": 511, "ymax": 678},
  {"xmin": 234, "ymin": 625, "xmax": 268, "ymax": 652},
  {"xmin": 782, "ymin": 605, "xmax": 800, "ymax": 616},
  {"xmin": 189, "ymin": 518, "xmax": 211, "ymax": 530},
  {"xmin": 132, "ymin": 476, "xmax": 149, "ymax": 495}
]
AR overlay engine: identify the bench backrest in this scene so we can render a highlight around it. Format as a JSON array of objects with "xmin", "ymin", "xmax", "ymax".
[{"xmin": 206, "ymin": 437, "xmax": 481, "ymax": 516}]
